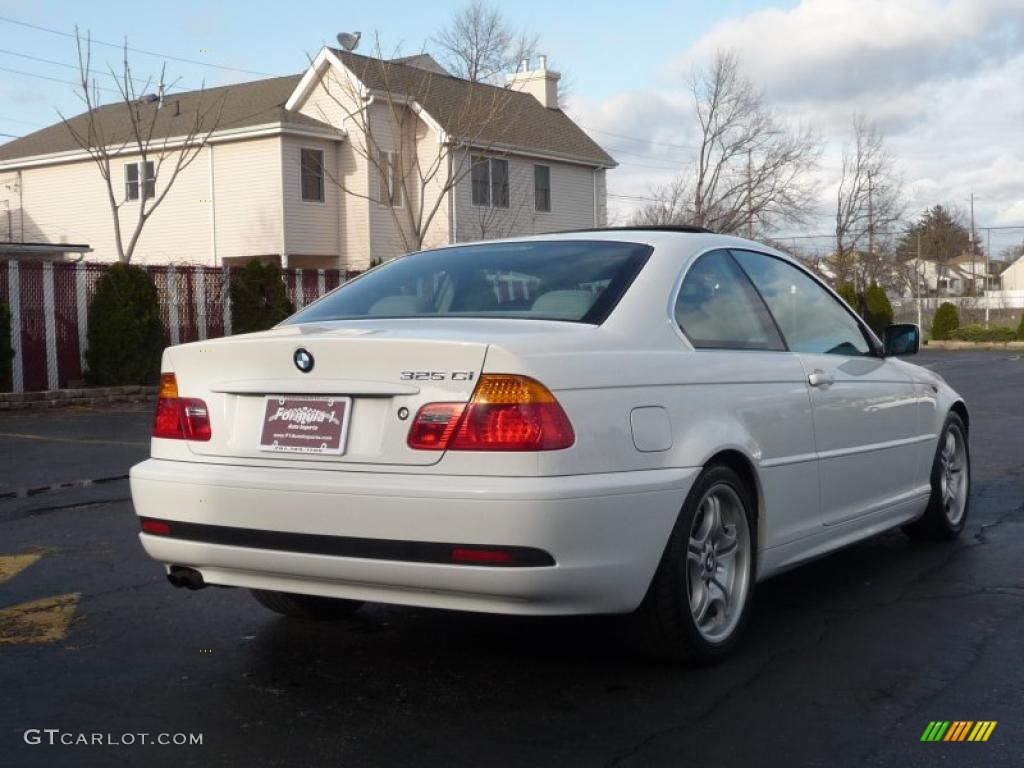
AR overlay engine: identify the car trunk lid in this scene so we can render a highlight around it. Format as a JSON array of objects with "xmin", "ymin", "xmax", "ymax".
[{"xmin": 165, "ymin": 324, "xmax": 488, "ymax": 467}]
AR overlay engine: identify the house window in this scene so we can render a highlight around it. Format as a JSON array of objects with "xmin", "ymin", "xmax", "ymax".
[
  {"xmin": 471, "ymin": 155, "xmax": 490, "ymax": 207},
  {"xmin": 300, "ymin": 148, "xmax": 325, "ymax": 202},
  {"xmin": 534, "ymin": 164, "xmax": 551, "ymax": 212},
  {"xmin": 125, "ymin": 161, "xmax": 155, "ymax": 201},
  {"xmin": 491, "ymin": 158, "xmax": 509, "ymax": 209},
  {"xmin": 470, "ymin": 155, "xmax": 509, "ymax": 209},
  {"xmin": 378, "ymin": 150, "xmax": 402, "ymax": 207}
]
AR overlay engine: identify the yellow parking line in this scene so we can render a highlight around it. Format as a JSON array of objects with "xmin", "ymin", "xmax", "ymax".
[
  {"xmin": 0, "ymin": 592, "xmax": 81, "ymax": 645},
  {"xmin": 0, "ymin": 551, "xmax": 46, "ymax": 584}
]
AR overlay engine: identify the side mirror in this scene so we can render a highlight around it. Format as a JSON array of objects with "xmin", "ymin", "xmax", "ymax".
[{"xmin": 883, "ymin": 323, "xmax": 920, "ymax": 356}]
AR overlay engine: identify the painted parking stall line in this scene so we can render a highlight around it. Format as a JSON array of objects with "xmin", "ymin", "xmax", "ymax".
[{"xmin": 0, "ymin": 549, "xmax": 80, "ymax": 645}]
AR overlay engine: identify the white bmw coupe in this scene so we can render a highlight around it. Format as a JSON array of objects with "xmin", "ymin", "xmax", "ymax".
[{"xmin": 130, "ymin": 227, "xmax": 969, "ymax": 662}]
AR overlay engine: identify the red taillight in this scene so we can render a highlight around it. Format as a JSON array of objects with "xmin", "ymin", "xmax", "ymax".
[
  {"xmin": 451, "ymin": 548, "xmax": 514, "ymax": 564},
  {"xmin": 407, "ymin": 374, "xmax": 574, "ymax": 452},
  {"xmin": 407, "ymin": 403, "xmax": 465, "ymax": 450},
  {"xmin": 141, "ymin": 519, "xmax": 170, "ymax": 535},
  {"xmin": 152, "ymin": 373, "xmax": 211, "ymax": 441}
]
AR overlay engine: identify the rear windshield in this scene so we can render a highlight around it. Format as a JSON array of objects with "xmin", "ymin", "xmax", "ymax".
[{"xmin": 286, "ymin": 240, "xmax": 652, "ymax": 325}]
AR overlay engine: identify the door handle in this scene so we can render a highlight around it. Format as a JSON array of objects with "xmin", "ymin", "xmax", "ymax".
[{"xmin": 808, "ymin": 371, "xmax": 834, "ymax": 388}]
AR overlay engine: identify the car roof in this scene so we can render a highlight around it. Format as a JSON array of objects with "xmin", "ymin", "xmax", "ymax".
[{"xmin": 440, "ymin": 227, "xmax": 803, "ymax": 268}]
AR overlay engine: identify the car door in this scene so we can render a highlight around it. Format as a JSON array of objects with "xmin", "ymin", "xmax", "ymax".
[
  {"xmin": 672, "ymin": 250, "xmax": 821, "ymax": 548},
  {"xmin": 731, "ymin": 250, "xmax": 919, "ymax": 526}
]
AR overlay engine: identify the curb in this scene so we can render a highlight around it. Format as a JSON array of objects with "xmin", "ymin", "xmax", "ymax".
[
  {"xmin": 926, "ymin": 341, "xmax": 1024, "ymax": 351},
  {"xmin": 0, "ymin": 386, "xmax": 156, "ymax": 410},
  {"xmin": 0, "ymin": 474, "xmax": 129, "ymax": 501}
]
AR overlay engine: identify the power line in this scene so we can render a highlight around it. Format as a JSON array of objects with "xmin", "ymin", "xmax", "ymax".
[
  {"xmin": 611, "ymin": 158, "xmax": 687, "ymax": 171},
  {"xmin": 0, "ymin": 63, "xmax": 120, "ymax": 94},
  {"xmin": 0, "ymin": 14, "xmax": 272, "ymax": 77},
  {"xmin": 608, "ymin": 192, "xmax": 662, "ymax": 203},
  {"xmin": 580, "ymin": 123, "xmax": 697, "ymax": 151},
  {"xmin": 0, "ymin": 47, "xmax": 182, "ymax": 90},
  {"xmin": 0, "ymin": 115, "xmax": 45, "ymax": 127},
  {"xmin": 604, "ymin": 145, "xmax": 687, "ymax": 168}
]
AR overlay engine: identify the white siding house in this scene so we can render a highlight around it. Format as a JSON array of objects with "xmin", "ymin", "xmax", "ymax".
[
  {"xmin": 0, "ymin": 49, "xmax": 614, "ymax": 270},
  {"xmin": 1000, "ymin": 256, "xmax": 1024, "ymax": 291}
]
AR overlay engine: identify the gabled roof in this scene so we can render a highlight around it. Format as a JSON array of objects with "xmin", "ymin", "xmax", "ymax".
[
  {"xmin": 330, "ymin": 49, "xmax": 615, "ymax": 167},
  {"xmin": 0, "ymin": 75, "xmax": 333, "ymax": 163},
  {"xmin": 0, "ymin": 51, "xmax": 615, "ymax": 169}
]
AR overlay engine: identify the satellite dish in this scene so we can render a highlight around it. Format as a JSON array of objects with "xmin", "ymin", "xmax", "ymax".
[
  {"xmin": 336, "ymin": 31, "xmax": 361, "ymax": 51},
  {"xmin": 139, "ymin": 93, "xmax": 159, "ymax": 104}
]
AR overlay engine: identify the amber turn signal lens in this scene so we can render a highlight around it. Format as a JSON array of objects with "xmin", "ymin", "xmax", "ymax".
[
  {"xmin": 158, "ymin": 372, "xmax": 179, "ymax": 398},
  {"xmin": 471, "ymin": 374, "xmax": 558, "ymax": 405}
]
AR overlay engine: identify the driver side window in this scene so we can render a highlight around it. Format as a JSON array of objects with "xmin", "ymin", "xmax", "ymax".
[{"xmin": 731, "ymin": 250, "xmax": 872, "ymax": 356}]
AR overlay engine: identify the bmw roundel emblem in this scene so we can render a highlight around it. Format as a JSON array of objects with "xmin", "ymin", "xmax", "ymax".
[{"xmin": 293, "ymin": 348, "xmax": 314, "ymax": 373}]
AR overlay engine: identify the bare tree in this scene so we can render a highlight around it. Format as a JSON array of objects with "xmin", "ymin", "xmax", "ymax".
[
  {"xmin": 309, "ymin": 38, "xmax": 518, "ymax": 256},
  {"xmin": 433, "ymin": 1, "xmax": 538, "ymax": 84},
  {"xmin": 829, "ymin": 113, "xmax": 904, "ymax": 291},
  {"xmin": 630, "ymin": 178, "xmax": 690, "ymax": 226},
  {"xmin": 632, "ymin": 51, "xmax": 820, "ymax": 235},
  {"xmin": 59, "ymin": 29, "xmax": 225, "ymax": 264}
]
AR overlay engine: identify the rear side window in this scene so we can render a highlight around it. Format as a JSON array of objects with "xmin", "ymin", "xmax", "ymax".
[
  {"xmin": 731, "ymin": 250, "xmax": 873, "ymax": 356},
  {"xmin": 288, "ymin": 240, "xmax": 652, "ymax": 325},
  {"xmin": 675, "ymin": 250, "xmax": 785, "ymax": 351}
]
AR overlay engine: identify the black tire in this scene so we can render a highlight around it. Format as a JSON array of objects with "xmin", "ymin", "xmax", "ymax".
[
  {"xmin": 903, "ymin": 411, "xmax": 970, "ymax": 541},
  {"xmin": 250, "ymin": 589, "xmax": 364, "ymax": 620},
  {"xmin": 631, "ymin": 464, "xmax": 757, "ymax": 664}
]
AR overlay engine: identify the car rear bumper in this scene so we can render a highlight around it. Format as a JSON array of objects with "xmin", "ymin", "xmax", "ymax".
[{"xmin": 129, "ymin": 458, "xmax": 696, "ymax": 615}]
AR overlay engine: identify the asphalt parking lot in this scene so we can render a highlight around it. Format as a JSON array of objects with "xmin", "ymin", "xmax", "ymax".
[{"xmin": 0, "ymin": 349, "xmax": 1021, "ymax": 768}]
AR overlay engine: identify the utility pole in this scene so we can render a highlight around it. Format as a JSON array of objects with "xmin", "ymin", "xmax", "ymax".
[
  {"xmin": 746, "ymin": 148, "xmax": 753, "ymax": 239},
  {"xmin": 866, "ymin": 170, "xmax": 874, "ymax": 295},
  {"xmin": 969, "ymin": 192, "xmax": 976, "ymax": 251},
  {"xmin": 985, "ymin": 227, "xmax": 991, "ymax": 326},
  {"xmin": 916, "ymin": 231, "xmax": 923, "ymax": 329}
]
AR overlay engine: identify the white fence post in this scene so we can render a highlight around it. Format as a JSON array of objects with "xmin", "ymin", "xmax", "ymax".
[
  {"xmin": 7, "ymin": 261, "xmax": 22, "ymax": 393},
  {"xmin": 317, "ymin": 269, "xmax": 326, "ymax": 299},
  {"xmin": 76, "ymin": 262, "xmax": 88, "ymax": 377},
  {"xmin": 42, "ymin": 261, "xmax": 58, "ymax": 390},
  {"xmin": 295, "ymin": 268, "xmax": 304, "ymax": 309},
  {"xmin": 222, "ymin": 267, "xmax": 232, "ymax": 336},
  {"xmin": 167, "ymin": 265, "xmax": 180, "ymax": 346},
  {"xmin": 195, "ymin": 267, "xmax": 207, "ymax": 341}
]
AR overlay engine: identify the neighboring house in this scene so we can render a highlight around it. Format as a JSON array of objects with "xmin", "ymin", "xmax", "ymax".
[
  {"xmin": 944, "ymin": 254, "xmax": 1002, "ymax": 294},
  {"xmin": 0, "ymin": 50, "xmax": 614, "ymax": 269},
  {"xmin": 895, "ymin": 255, "xmax": 1003, "ymax": 298},
  {"xmin": 999, "ymin": 254, "xmax": 1024, "ymax": 291}
]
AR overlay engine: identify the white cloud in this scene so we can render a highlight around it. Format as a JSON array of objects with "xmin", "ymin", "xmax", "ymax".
[
  {"xmin": 675, "ymin": 0, "xmax": 1024, "ymax": 102},
  {"xmin": 575, "ymin": 0, "xmax": 1024, "ymax": 234}
]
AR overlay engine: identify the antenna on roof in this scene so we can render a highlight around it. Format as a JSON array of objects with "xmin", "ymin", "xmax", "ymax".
[{"xmin": 336, "ymin": 31, "xmax": 361, "ymax": 51}]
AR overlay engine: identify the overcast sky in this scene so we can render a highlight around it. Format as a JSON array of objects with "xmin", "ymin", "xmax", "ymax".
[{"xmin": 1, "ymin": 0, "xmax": 1021, "ymax": 250}]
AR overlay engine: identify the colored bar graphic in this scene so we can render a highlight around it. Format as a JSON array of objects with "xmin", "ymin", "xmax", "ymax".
[
  {"xmin": 922, "ymin": 721, "xmax": 996, "ymax": 742},
  {"xmin": 921, "ymin": 721, "xmax": 950, "ymax": 741}
]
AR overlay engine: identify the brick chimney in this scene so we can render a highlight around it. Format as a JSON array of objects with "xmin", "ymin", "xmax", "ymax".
[{"xmin": 506, "ymin": 55, "xmax": 560, "ymax": 109}]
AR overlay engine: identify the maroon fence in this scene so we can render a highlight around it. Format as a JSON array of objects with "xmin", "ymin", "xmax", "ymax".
[{"xmin": 0, "ymin": 261, "xmax": 357, "ymax": 393}]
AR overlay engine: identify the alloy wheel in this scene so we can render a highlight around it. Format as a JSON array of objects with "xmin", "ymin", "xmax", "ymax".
[
  {"xmin": 939, "ymin": 425, "xmax": 968, "ymax": 525},
  {"xmin": 686, "ymin": 483, "xmax": 752, "ymax": 644}
]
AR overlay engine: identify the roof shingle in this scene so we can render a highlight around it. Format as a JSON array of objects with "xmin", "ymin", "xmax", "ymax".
[
  {"xmin": 0, "ymin": 74, "xmax": 326, "ymax": 162},
  {"xmin": 0, "ymin": 52, "xmax": 614, "ymax": 168},
  {"xmin": 332, "ymin": 50, "xmax": 614, "ymax": 166}
]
